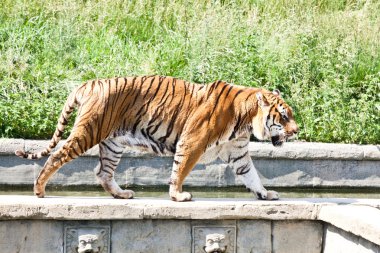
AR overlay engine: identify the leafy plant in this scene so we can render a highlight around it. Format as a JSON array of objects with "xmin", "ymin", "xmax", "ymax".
[{"xmin": 0, "ymin": 0, "xmax": 379, "ymax": 144}]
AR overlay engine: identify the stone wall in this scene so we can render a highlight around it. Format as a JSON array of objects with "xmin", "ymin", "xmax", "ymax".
[
  {"xmin": 0, "ymin": 220, "xmax": 325, "ymax": 253},
  {"xmin": 0, "ymin": 196, "xmax": 379, "ymax": 253},
  {"xmin": 0, "ymin": 139, "xmax": 379, "ymax": 188}
]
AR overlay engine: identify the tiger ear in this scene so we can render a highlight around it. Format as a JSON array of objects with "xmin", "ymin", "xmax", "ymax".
[
  {"xmin": 273, "ymin": 89, "xmax": 281, "ymax": 97},
  {"xmin": 256, "ymin": 92, "xmax": 269, "ymax": 108}
]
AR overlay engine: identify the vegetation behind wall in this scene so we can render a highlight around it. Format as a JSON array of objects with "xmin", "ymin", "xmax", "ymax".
[{"xmin": 0, "ymin": 0, "xmax": 379, "ymax": 144}]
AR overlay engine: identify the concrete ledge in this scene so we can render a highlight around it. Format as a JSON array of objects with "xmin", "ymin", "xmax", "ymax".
[
  {"xmin": 0, "ymin": 196, "xmax": 320, "ymax": 221},
  {"xmin": 0, "ymin": 196, "xmax": 379, "ymax": 246},
  {"xmin": 0, "ymin": 139, "xmax": 379, "ymax": 188},
  {"xmin": 1, "ymin": 139, "xmax": 379, "ymax": 160}
]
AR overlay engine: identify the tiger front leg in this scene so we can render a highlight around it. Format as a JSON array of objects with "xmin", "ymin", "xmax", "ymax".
[
  {"xmin": 168, "ymin": 155, "xmax": 194, "ymax": 202},
  {"xmin": 241, "ymin": 168, "xmax": 279, "ymax": 201},
  {"xmin": 169, "ymin": 143, "xmax": 204, "ymax": 202},
  {"xmin": 169, "ymin": 174, "xmax": 192, "ymax": 202},
  {"xmin": 220, "ymin": 143, "xmax": 279, "ymax": 200}
]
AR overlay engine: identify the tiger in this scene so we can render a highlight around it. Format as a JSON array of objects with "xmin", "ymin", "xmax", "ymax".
[{"xmin": 15, "ymin": 75, "xmax": 299, "ymax": 202}]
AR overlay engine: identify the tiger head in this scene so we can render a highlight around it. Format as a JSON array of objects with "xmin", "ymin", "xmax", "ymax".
[{"xmin": 254, "ymin": 89, "xmax": 299, "ymax": 147}]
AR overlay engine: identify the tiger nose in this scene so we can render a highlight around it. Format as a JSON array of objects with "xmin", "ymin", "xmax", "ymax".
[{"xmin": 293, "ymin": 125, "xmax": 299, "ymax": 134}]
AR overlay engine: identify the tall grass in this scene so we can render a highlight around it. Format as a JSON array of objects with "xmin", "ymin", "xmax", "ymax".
[{"xmin": 0, "ymin": 0, "xmax": 379, "ymax": 143}]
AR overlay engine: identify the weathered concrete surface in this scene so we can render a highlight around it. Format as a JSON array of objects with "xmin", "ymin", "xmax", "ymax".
[
  {"xmin": 1, "ymin": 196, "xmax": 378, "ymax": 222},
  {"xmin": 0, "ymin": 196, "xmax": 379, "ymax": 241},
  {"xmin": 237, "ymin": 220, "xmax": 271, "ymax": 253},
  {"xmin": 112, "ymin": 220, "xmax": 191, "ymax": 253},
  {"xmin": 248, "ymin": 142, "xmax": 380, "ymax": 160},
  {"xmin": 0, "ymin": 196, "xmax": 320, "ymax": 220},
  {"xmin": 2, "ymin": 139, "xmax": 379, "ymax": 160},
  {"xmin": 0, "ymin": 220, "xmax": 64, "ymax": 253},
  {"xmin": 272, "ymin": 221, "xmax": 323, "ymax": 253},
  {"xmin": 319, "ymin": 205, "xmax": 380, "ymax": 246},
  {"xmin": 1, "ymin": 139, "xmax": 379, "ymax": 188},
  {"xmin": 323, "ymin": 225, "xmax": 380, "ymax": 253}
]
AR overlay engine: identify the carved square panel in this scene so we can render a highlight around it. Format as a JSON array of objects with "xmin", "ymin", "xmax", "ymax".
[
  {"xmin": 64, "ymin": 225, "xmax": 110, "ymax": 253},
  {"xmin": 193, "ymin": 226, "xmax": 236, "ymax": 253}
]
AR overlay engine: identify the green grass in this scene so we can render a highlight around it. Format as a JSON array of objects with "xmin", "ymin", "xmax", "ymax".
[{"xmin": 0, "ymin": 0, "xmax": 379, "ymax": 143}]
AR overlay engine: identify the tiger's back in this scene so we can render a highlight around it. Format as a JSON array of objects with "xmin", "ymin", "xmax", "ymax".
[
  {"xmin": 74, "ymin": 75, "xmax": 251, "ymax": 155},
  {"xmin": 73, "ymin": 75, "xmax": 206, "ymax": 155}
]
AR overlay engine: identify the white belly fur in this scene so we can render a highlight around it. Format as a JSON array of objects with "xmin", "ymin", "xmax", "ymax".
[{"xmin": 113, "ymin": 132, "xmax": 227, "ymax": 165}]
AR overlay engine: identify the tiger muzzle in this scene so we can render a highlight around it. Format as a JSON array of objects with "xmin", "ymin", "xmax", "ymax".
[{"xmin": 271, "ymin": 135, "xmax": 284, "ymax": 147}]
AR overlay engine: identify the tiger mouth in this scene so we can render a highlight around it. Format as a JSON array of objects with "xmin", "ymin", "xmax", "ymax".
[{"xmin": 271, "ymin": 135, "xmax": 284, "ymax": 147}]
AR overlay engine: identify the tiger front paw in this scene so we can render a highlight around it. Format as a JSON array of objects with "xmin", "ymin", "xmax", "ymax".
[
  {"xmin": 256, "ymin": 190, "xmax": 279, "ymax": 200},
  {"xmin": 170, "ymin": 191, "xmax": 192, "ymax": 202}
]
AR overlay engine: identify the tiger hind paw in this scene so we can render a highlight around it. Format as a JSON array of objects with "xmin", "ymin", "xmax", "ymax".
[
  {"xmin": 170, "ymin": 191, "xmax": 192, "ymax": 202},
  {"xmin": 111, "ymin": 190, "xmax": 135, "ymax": 199}
]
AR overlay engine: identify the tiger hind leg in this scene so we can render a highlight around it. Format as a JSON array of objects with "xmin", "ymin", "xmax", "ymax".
[
  {"xmin": 96, "ymin": 139, "xmax": 134, "ymax": 199},
  {"xmin": 34, "ymin": 135, "xmax": 92, "ymax": 198}
]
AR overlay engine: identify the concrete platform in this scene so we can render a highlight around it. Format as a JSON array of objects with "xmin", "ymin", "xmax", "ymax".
[{"xmin": 0, "ymin": 195, "xmax": 379, "ymax": 253}]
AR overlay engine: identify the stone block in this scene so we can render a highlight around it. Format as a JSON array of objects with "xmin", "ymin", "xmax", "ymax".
[
  {"xmin": 272, "ymin": 221, "xmax": 323, "ymax": 253},
  {"xmin": 255, "ymin": 159, "xmax": 380, "ymax": 188},
  {"xmin": 237, "ymin": 220, "xmax": 271, "ymax": 253},
  {"xmin": 323, "ymin": 225, "xmax": 380, "ymax": 253},
  {"xmin": 318, "ymin": 205, "xmax": 380, "ymax": 245},
  {"xmin": 0, "ymin": 220, "xmax": 63, "ymax": 253},
  {"xmin": 248, "ymin": 142, "xmax": 380, "ymax": 160},
  {"xmin": 193, "ymin": 225, "xmax": 236, "ymax": 253},
  {"xmin": 111, "ymin": 220, "xmax": 191, "ymax": 253}
]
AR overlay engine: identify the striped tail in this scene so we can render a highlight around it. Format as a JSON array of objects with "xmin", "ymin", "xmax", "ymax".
[{"xmin": 15, "ymin": 91, "xmax": 78, "ymax": 160}]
